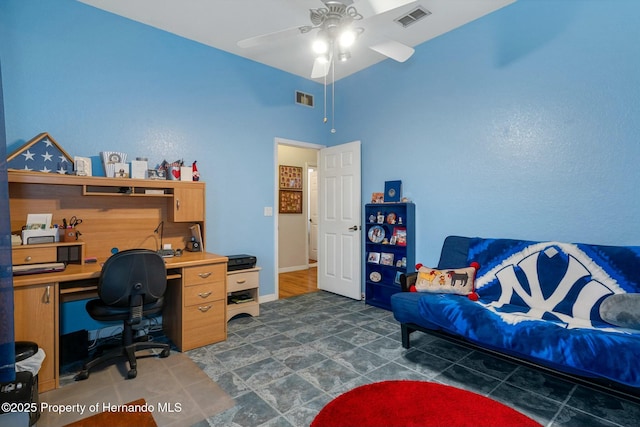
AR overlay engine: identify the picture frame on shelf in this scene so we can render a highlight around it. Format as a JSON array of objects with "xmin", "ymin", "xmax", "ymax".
[
  {"xmin": 101, "ymin": 151, "xmax": 127, "ymax": 178},
  {"xmin": 368, "ymin": 252, "xmax": 381, "ymax": 264},
  {"xmin": 392, "ymin": 227, "xmax": 407, "ymax": 246},
  {"xmin": 384, "ymin": 180, "xmax": 402, "ymax": 203},
  {"xmin": 380, "ymin": 252, "xmax": 394, "ymax": 266},
  {"xmin": 74, "ymin": 156, "xmax": 92, "ymax": 176},
  {"xmin": 371, "ymin": 192, "xmax": 384, "ymax": 203},
  {"xmin": 394, "ymin": 271, "xmax": 403, "ymax": 284},
  {"xmin": 114, "ymin": 163, "xmax": 129, "ymax": 178}
]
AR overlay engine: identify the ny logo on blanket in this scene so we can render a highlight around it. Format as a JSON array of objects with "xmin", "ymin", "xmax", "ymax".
[{"xmin": 473, "ymin": 242, "xmax": 625, "ymax": 329}]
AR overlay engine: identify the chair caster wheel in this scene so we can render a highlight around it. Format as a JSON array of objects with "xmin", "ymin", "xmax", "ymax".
[
  {"xmin": 75, "ymin": 371, "xmax": 89, "ymax": 381},
  {"xmin": 160, "ymin": 348, "xmax": 170, "ymax": 358},
  {"xmin": 127, "ymin": 369, "xmax": 137, "ymax": 379}
]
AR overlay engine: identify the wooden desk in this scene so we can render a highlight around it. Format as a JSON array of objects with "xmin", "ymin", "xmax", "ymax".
[
  {"xmin": 8, "ymin": 170, "xmax": 223, "ymax": 392},
  {"xmin": 13, "ymin": 251, "xmax": 228, "ymax": 393}
]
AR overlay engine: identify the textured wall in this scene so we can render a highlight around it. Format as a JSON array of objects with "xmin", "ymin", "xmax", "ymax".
[
  {"xmin": 2, "ymin": 0, "xmax": 639, "ymax": 299},
  {"xmin": 330, "ymin": 0, "xmax": 640, "ymax": 265},
  {"xmin": 0, "ymin": 0, "xmax": 329, "ymax": 300}
]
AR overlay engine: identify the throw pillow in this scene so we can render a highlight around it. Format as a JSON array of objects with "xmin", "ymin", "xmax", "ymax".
[
  {"xmin": 411, "ymin": 262, "xmax": 480, "ymax": 300},
  {"xmin": 599, "ymin": 293, "xmax": 640, "ymax": 330}
]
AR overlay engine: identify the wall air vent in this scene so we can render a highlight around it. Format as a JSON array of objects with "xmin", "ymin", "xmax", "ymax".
[
  {"xmin": 295, "ymin": 90, "xmax": 314, "ymax": 107},
  {"xmin": 395, "ymin": 6, "xmax": 431, "ymax": 28}
]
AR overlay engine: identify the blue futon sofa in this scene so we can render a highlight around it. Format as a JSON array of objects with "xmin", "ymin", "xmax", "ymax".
[{"xmin": 391, "ymin": 236, "xmax": 640, "ymax": 394}]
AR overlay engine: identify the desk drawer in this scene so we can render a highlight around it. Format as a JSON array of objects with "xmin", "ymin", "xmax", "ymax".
[
  {"xmin": 227, "ymin": 270, "xmax": 259, "ymax": 293},
  {"xmin": 182, "ymin": 300, "xmax": 226, "ymax": 349},
  {"xmin": 184, "ymin": 264, "xmax": 225, "ymax": 287},
  {"xmin": 184, "ymin": 282, "xmax": 224, "ymax": 307},
  {"xmin": 12, "ymin": 246, "xmax": 56, "ymax": 265}
]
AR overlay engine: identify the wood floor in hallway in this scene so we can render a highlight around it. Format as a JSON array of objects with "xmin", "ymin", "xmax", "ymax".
[{"xmin": 279, "ymin": 266, "xmax": 318, "ymax": 299}]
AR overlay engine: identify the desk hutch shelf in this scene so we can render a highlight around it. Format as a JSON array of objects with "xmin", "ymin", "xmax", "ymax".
[{"xmin": 8, "ymin": 170, "xmax": 205, "ymax": 260}]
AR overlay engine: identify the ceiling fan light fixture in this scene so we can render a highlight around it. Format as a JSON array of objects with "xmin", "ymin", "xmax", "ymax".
[
  {"xmin": 312, "ymin": 36, "xmax": 329, "ymax": 54},
  {"xmin": 338, "ymin": 28, "xmax": 356, "ymax": 48}
]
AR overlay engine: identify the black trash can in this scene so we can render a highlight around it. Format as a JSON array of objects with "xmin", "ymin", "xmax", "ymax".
[{"xmin": 0, "ymin": 342, "xmax": 41, "ymax": 427}]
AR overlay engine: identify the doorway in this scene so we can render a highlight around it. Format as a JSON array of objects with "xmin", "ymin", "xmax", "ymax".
[
  {"xmin": 307, "ymin": 164, "xmax": 318, "ymax": 266},
  {"xmin": 275, "ymin": 138, "xmax": 323, "ymax": 299}
]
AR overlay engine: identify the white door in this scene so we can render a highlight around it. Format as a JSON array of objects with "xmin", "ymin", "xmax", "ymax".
[
  {"xmin": 318, "ymin": 141, "xmax": 362, "ymax": 300},
  {"xmin": 308, "ymin": 166, "xmax": 318, "ymax": 262}
]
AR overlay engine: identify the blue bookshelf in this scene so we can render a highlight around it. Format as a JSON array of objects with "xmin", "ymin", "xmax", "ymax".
[{"xmin": 364, "ymin": 202, "xmax": 415, "ymax": 310}]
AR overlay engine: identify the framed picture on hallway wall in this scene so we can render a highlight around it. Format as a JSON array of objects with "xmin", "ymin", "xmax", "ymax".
[
  {"xmin": 279, "ymin": 190, "xmax": 303, "ymax": 214},
  {"xmin": 279, "ymin": 165, "xmax": 303, "ymax": 190}
]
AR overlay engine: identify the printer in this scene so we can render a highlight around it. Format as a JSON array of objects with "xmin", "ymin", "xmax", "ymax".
[{"xmin": 226, "ymin": 254, "xmax": 257, "ymax": 271}]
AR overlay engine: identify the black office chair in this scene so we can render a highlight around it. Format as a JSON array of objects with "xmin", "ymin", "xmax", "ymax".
[{"xmin": 75, "ymin": 249, "xmax": 170, "ymax": 381}]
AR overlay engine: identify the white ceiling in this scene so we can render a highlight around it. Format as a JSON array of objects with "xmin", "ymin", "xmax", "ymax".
[{"xmin": 78, "ymin": 0, "xmax": 516, "ymax": 82}]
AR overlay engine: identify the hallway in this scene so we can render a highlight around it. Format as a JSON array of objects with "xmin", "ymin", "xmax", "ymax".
[{"xmin": 279, "ymin": 267, "xmax": 318, "ymax": 299}]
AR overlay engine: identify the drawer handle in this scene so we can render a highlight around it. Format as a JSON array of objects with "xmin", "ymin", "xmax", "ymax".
[
  {"xmin": 25, "ymin": 256, "xmax": 32, "ymax": 262},
  {"xmin": 198, "ymin": 272, "xmax": 212, "ymax": 279},
  {"xmin": 44, "ymin": 286, "xmax": 50, "ymax": 304},
  {"xmin": 236, "ymin": 279, "xmax": 247, "ymax": 284},
  {"xmin": 198, "ymin": 291, "xmax": 212, "ymax": 298},
  {"xmin": 198, "ymin": 305, "xmax": 212, "ymax": 312}
]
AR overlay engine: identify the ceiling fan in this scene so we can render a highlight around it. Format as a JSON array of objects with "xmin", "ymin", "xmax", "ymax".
[{"xmin": 237, "ymin": 0, "xmax": 417, "ymax": 79}]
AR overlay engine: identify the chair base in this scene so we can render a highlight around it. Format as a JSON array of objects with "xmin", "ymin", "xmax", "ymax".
[{"xmin": 74, "ymin": 340, "xmax": 170, "ymax": 381}]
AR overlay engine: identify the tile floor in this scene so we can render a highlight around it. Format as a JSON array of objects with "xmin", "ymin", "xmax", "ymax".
[{"xmin": 185, "ymin": 291, "xmax": 640, "ymax": 427}]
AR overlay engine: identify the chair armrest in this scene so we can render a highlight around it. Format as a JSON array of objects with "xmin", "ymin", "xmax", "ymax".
[{"xmin": 400, "ymin": 272, "xmax": 418, "ymax": 292}]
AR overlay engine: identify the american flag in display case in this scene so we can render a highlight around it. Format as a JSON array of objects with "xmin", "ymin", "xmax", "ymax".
[{"xmin": 7, "ymin": 133, "xmax": 73, "ymax": 174}]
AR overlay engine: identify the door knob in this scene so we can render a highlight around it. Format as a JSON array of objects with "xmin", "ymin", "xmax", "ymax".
[{"xmin": 348, "ymin": 225, "xmax": 359, "ymax": 231}]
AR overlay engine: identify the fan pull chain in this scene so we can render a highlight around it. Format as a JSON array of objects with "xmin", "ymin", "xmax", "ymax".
[
  {"xmin": 323, "ymin": 67, "xmax": 328, "ymax": 124},
  {"xmin": 331, "ymin": 57, "xmax": 336, "ymax": 134}
]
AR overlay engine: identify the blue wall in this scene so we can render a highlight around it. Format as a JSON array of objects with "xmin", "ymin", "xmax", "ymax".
[
  {"xmin": 2, "ymin": 0, "xmax": 640, "ymax": 302},
  {"xmin": 0, "ymin": 0, "xmax": 329, "ymax": 304},
  {"xmin": 331, "ymin": 0, "xmax": 640, "ymax": 265}
]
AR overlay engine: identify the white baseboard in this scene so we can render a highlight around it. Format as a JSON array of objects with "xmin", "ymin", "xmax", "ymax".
[
  {"xmin": 258, "ymin": 293, "xmax": 277, "ymax": 304},
  {"xmin": 278, "ymin": 265, "xmax": 308, "ymax": 273}
]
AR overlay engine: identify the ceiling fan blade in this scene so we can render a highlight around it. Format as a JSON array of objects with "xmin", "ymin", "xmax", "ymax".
[
  {"xmin": 311, "ymin": 57, "xmax": 331, "ymax": 78},
  {"xmin": 237, "ymin": 26, "xmax": 307, "ymax": 49},
  {"xmin": 369, "ymin": 40, "xmax": 415, "ymax": 62},
  {"xmin": 357, "ymin": 0, "xmax": 416, "ymax": 17}
]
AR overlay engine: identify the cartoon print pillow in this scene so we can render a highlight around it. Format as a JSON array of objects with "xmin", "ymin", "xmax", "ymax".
[{"xmin": 410, "ymin": 262, "xmax": 480, "ymax": 300}]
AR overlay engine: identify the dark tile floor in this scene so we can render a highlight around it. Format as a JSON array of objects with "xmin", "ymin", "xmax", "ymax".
[{"xmin": 187, "ymin": 291, "xmax": 640, "ymax": 427}]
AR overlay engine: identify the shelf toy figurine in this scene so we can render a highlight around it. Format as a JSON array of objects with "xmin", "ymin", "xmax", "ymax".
[{"xmin": 192, "ymin": 161, "xmax": 200, "ymax": 181}]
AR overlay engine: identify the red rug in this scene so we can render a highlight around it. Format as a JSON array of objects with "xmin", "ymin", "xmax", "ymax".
[{"xmin": 311, "ymin": 380, "xmax": 541, "ymax": 427}]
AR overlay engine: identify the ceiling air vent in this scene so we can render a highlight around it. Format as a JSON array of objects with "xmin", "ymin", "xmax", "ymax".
[{"xmin": 395, "ymin": 6, "xmax": 431, "ymax": 28}]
